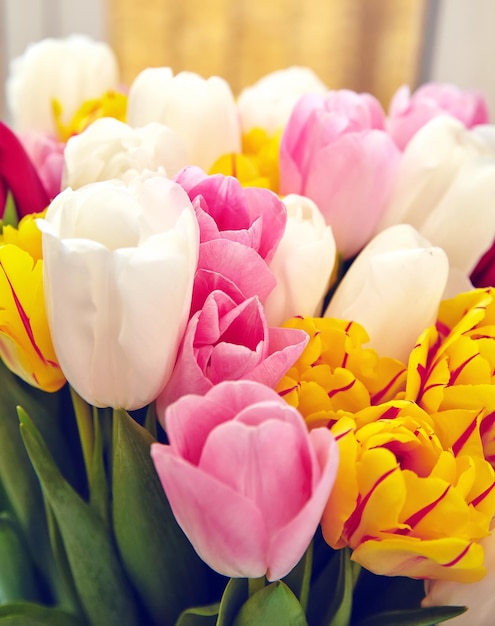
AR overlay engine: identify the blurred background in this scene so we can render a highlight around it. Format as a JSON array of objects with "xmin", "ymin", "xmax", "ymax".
[{"xmin": 1, "ymin": 0, "xmax": 494, "ymax": 118}]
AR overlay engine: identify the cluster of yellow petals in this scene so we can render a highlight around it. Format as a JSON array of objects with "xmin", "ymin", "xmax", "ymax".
[
  {"xmin": 52, "ymin": 89, "xmax": 128, "ymax": 142},
  {"xmin": 0, "ymin": 213, "xmax": 65, "ymax": 392},
  {"xmin": 208, "ymin": 128, "xmax": 281, "ymax": 192},
  {"xmin": 406, "ymin": 288, "xmax": 495, "ymax": 467},
  {"xmin": 278, "ymin": 311, "xmax": 495, "ymax": 582},
  {"xmin": 276, "ymin": 317, "xmax": 407, "ymax": 429}
]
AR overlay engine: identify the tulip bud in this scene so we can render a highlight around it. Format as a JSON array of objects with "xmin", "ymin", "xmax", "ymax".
[
  {"xmin": 152, "ymin": 380, "xmax": 339, "ymax": 581},
  {"xmin": 37, "ymin": 172, "xmax": 199, "ymax": 410},
  {"xmin": 6, "ymin": 34, "xmax": 119, "ymax": 135},
  {"xmin": 127, "ymin": 68, "xmax": 241, "ymax": 172},
  {"xmin": 325, "ymin": 224, "xmax": 449, "ymax": 361}
]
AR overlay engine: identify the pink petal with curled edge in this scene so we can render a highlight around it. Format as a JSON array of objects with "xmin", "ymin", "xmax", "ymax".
[
  {"xmin": 267, "ymin": 428, "xmax": 339, "ymax": 581},
  {"xmin": 199, "ymin": 416, "xmax": 312, "ymax": 534},
  {"xmin": 161, "ymin": 380, "xmax": 282, "ymax": 462},
  {"xmin": 177, "ymin": 167, "xmax": 286, "ymax": 261},
  {"xmin": 245, "ymin": 326, "xmax": 309, "ymax": 388},
  {"xmin": 208, "ymin": 342, "xmax": 263, "ymax": 384},
  {"xmin": 151, "ymin": 444, "xmax": 268, "ymax": 578}
]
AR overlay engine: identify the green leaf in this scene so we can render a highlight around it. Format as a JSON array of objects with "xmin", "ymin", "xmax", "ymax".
[
  {"xmin": 112, "ymin": 409, "xmax": 214, "ymax": 626},
  {"xmin": 354, "ymin": 605, "xmax": 467, "ymax": 626},
  {"xmin": 283, "ymin": 543, "xmax": 313, "ymax": 611},
  {"xmin": 217, "ymin": 579, "xmax": 248, "ymax": 626},
  {"xmin": 307, "ymin": 548, "xmax": 353, "ymax": 626},
  {"xmin": 88, "ymin": 409, "xmax": 109, "ymax": 526},
  {"xmin": 233, "ymin": 581, "xmax": 308, "ymax": 626},
  {"xmin": 0, "ymin": 602, "xmax": 83, "ymax": 625},
  {"xmin": 0, "ymin": 362, "xmax": 73, "ymax": 601},
  {"xmin": 0, "ymin": 514, "xmax": 42, "ymax": 604},
  {"xmin": 19, "ymin": 407, "xmax": 140, "ymax": 626},
  {"xmin": 175, "ymin": 603, "xmax": 219, "ymax": 626}
]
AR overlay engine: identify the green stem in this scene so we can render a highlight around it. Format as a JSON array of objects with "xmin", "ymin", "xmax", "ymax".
[
  {"xmin": 299, "ymin": 541, "xmax": 313, "ymax": 612},
  {"xmin": 248, "ymin": 576, "xmax": 265, "ymax": 597},
  {"xmin": 69, "ymin": 387, "xmax": 94, "ymax": 483}
]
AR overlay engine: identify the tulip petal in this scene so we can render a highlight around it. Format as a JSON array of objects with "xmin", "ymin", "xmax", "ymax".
[
  {"xmin": 151, "ymin": 445, "xmax": 268, "ymax": 579},
  {"xmin": 268, "ymin": 429, "xmax": 339, "ymax": 581}
]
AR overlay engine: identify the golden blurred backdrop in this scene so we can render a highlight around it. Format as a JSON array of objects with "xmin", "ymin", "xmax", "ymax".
[{"xmin": 107, "ymin": 0, "xmax": 427, "ymax": 106}]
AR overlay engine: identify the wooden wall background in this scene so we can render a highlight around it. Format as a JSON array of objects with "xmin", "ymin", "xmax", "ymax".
[{"xmin": 107, "ymin": 0, "xmax": 427, "ymax": 106}]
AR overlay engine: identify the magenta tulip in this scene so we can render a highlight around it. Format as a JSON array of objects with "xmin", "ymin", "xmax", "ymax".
[
  {"xmin": 176, "ymin": 166, "xmax": 286, "ymax": 262},
  {"xmin": 280, "ymin": 91, "xmax": 400, "ymax": 259},
  {"xmin": 0, "ymin": 122, "xmax": 50, "ymax": 218},
  {"xmin": 151, "ymin": 380, "xmax": 339, "ymax": 580},
  {"xmin": 157, "ymin": 289, "xmax": 308, "ymax": 408},
  {"xmin": 388, "ymin": 83, "xmax": 490, "ymax": 150}
]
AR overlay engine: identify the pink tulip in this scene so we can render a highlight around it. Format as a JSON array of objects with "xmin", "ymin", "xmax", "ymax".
[
  {"xmin": 280, "ymin": 91, "xmax": 401, "ymax": 259},
  {"xmin": 151, "ymin": 380, "xmax": 339, "ymax": 580},
  {"xmin": 191, "ymin": 239, "xmax": 276, "ymax": 314},
  {"xmin": 157, "ymin": 289, "xmax": 308, "ymax": 408},
  {"xmin": 388, "ymin": 83, "xmax": 490, "ymax": 150},
  {"xmin": 19, "ymin": 131, "xmax": 64, "ymax": 199},
  {"xmin": 175, "ymin": 167, "xmax": 286, "ymax": 262}
]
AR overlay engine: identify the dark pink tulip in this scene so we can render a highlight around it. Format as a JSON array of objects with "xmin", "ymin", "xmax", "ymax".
[
  {"xmin": 175, "ymin": 166, "xmax": 286, "ymax": 262},
  {"xmin": 280, "ymin": 91, "xmax": 400, "ymax": 259},
  {"xmin": 157, "ymin": 289, "xmax": 308, "ymax": 408},
  {"xmin": 388, "ymin": 83, "xmax": 490, "ymax": 150},
  {"xmin": 151, "ymin": 380, "xmax": 339, "ymax": 580},
  {"xmin": 0, "ymin": 122, "xmax": 50, "ymax": 218}
]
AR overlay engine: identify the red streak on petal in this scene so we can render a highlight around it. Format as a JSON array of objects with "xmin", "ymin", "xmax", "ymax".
[
  {"xmin": 449, "ymin": 353, "xmax": 478, "ymax": 386},
  {"xmin": 370, "ymin": 368, "xmax": 407, "ymax": 404},
  {"xmin": 452, "ymin": 411, "xmax": 482, "ymax": 456},
  {"xmin": 0, "ymin": 260, "xmax": 47, "ymax": 365},
  {"xmin": 279, "ymin": 385, "xmax": 298, "ymax": 397},
  {"xmin": 469, "ymin": 481, "xmax": 495, "ymax": 508},
  {"xmin": 480, "ymin": 411, "xmax": 495, "ymax": 439},
  {"xmin": 395, "ymin": 485, "xmax": 450, "ymax": 535},
  {"xmin": 341, "ymin": 321, "xmax": 353, "ymax": 369},
  {"xmin": 335, "ymin": 428, "xmax": 353, "ymax": 442},
  {"xmin": 379, "ymin": 405, "xmax": 402, "ymax": 420},
  {"xmin": 442, "ymin": 542, "xmax": 473, "ymax": 568},
  {"xmin": 436, "ymin": 320, "xmax": 451, "ymax": 338},
  {"xmin": 345, "ymin": 465, "xmax": 399, "ymax": 542},
  {"xmin": 328, "ymin": 378, "xmax": 356, "ymax": 398}
]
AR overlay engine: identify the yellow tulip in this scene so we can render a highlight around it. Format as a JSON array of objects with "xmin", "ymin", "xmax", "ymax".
[
  {"xmin": 0, "ymin": 213, "xmax": 64, "ymax": 391},
  {"xmin": 321, "ymin": 402, "xmax": 495, "ymax": 582},
  {"xmin": 406, "ymin": 288, "xmax": 495, "ymax": 467}
]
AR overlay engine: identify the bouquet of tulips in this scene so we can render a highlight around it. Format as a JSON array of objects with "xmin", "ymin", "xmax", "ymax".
[{"xmin": 1, "ymin": 33, "xmax": 495, "ymax": 626}]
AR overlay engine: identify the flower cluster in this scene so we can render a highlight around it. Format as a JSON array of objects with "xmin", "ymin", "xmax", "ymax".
[{"xmin": 1, "ymin": 33, "xmax": 495, "ymax": 626}]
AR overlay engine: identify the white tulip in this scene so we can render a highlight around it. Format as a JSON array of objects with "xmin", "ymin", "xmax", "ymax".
[
  {"xmin": 422, "ymin": 520, "xmax": 495, "ymax": 625},
  {"xmin": 237, "ymin": 67, "xmax": 328, "ymax": 134},
  {"xmin": 379, "ymin": 116, "xmax": 495, "ymax": 274},
  {"xmin": 127, "ymin": 68, "xmax": 241, "ymax": 172},
  {"xmin": 324, "ymin": 224, "xmax": 449, "ymax": 361},
  {"xmin": 37, "ymin": 173, "xmax": 199, "ymax": 410},
  {"xmin": 6, "ymin": 34, "xmax": 119, "ymax": 135},
  {"xmin": 264, "ymin": 194, "xmax": 336, "ymax": 326},
  {"xmin": 62, "ymin": 118, "xmax": 188, "ymax": 189}
]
